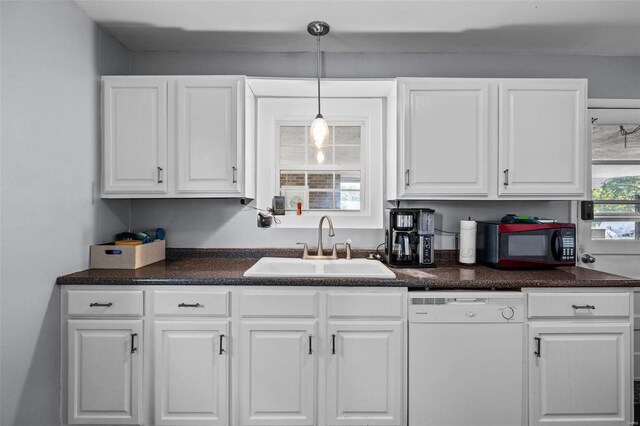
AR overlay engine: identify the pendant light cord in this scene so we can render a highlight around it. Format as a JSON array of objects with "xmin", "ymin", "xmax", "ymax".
[{"xmin": 316, "ymin": 34, "xmax": 321, "ymax": 116}]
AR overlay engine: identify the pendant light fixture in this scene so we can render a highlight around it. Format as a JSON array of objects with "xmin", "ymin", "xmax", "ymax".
[{"xmin": 307, "ymin": 21, "xmax": 330, "ymax": 149}]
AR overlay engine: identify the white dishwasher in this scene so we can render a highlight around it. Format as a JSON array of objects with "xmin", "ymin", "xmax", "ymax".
[{"xmin": 409, "ymin": 291, "xmax": 525, "ymax": 426}]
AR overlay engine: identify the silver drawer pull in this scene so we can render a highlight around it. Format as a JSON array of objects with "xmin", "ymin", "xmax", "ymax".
[
  {"xmin": 90, "ymin": 302, "xmax": 112, "ymax": 307},
  {"xmin": 178, "ymin": 302, "xmax": 202, "ymax": 308},
  {"xmin": 572, "ymin": 304, "xmax": 595, "ymax": 310}
]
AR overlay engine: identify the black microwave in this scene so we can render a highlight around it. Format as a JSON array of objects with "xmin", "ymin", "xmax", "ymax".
[{"xmin": 476, "ymin": 222, "xmax": 576, "ymax": 268}]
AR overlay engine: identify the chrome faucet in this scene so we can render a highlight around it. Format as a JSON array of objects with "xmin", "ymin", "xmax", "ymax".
[
  {"xmin": 297, "ymin": 215, "xmax": 339, "ymax": 260},
  {"xmin": 316, "ymin": 215, "xmax": 335, "ymax": 256}
]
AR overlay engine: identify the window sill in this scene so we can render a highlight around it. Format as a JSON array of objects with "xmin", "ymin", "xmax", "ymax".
[{"xmin": 270, "ymin": 211, "xmax": 382, "ymax": 229}]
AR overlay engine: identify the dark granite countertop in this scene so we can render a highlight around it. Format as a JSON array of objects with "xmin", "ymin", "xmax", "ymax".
[
  {"xmin": 414, "ymin": 263, "xmax": 639, "ymax": 290},
  {"xmin": 56, "ymin": 249, "xmax": 639, "ymax": 290}
]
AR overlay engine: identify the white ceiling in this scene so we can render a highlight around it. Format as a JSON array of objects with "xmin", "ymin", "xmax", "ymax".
[{"xmin": 74, "ymin": 0, "xmax": 640, "ymax": 55}]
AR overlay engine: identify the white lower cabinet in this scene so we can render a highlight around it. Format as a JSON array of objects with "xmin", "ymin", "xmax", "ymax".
[
  {"xmin": 239, "ymin": 321, "xmax": 317, "ymax": 425},
  {"xmin": 62, "ymin": 286, "xmax": 406, "ymax": 426},
  {"xmin": 68, "ymin": 320, "xmax": 143, "ymax": 425},
  {"xmin": 63, "ymin": 286, "xmax": 639, "ymax": 426},
  {"xmin": 326, "ymin": 321, "xmax": 403, "ymax": 426},
  {"xmin": 154, "ymin": 320, "xmax": 229, "ymax": 426},
  {"xmin": 529, "ymin": 323, "xmax": 631, "ymax": 425},
  {"xmin": 526, "ymin": 290, "xmax": 633, "ymax": 426}
]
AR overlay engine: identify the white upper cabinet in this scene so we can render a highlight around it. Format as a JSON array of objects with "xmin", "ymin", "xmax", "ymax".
[
  {"xmin": 103, "ymin": 78, "xmax": 168, "ymax": 195},
  {"xmin": 102, "ymin": 76, "xmax": 252, "ymax": 199},
  {"xmin": 398, "ymin": 79, "xmax": 491, "ymax": 197},
  {"xmin": 391, "ymin": 78, "xmax": 588, "ymax": 200},
  {"xmin": 499, "ymin": 80, "xmax": 587, "ymax": 196},
  {"xmin": 173, "ymin": 77, "xmax": 242, "ymax": 195}
]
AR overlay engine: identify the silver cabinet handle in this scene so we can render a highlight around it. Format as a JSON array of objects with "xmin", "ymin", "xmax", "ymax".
[
  {"xmin": 178, "ymin": 303, "xmax": 201, "ymax": 308},
  {"xmin": 232, "ymin": 166, "xmax": 237, "ymax": 183},
  {"xmin": 572, "ymin": 304, "xmax": 596, "ymax": 310},
  {"xmin": 157, "ymin": 166, "xmax": 163, "ymax": 183},
  {"xmin": 405, "ymin": 170, "xmax": 410, "ymax": 187},
  {"xmin": 534, "ymin": 337, "xmax": 541, "ymax": 358},
  {"xmin": 503, "ymin": 169, "xmax": 509, "ymax": 187}
]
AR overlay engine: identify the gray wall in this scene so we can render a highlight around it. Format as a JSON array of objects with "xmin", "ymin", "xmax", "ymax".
[
  {"xmin": 130, "ymin": 51, "xmax": 640, "ymax": 99},
  {"xmin": 127, "ymin": 50, "xmax": 640, "ymax": 249},
  {"xmin": 130, "ymin": 198, "xmax": 570, "ymax": 250},
  {"xmin": 0, "ymin": 2, "xmax": 130, "ymax": 424}
]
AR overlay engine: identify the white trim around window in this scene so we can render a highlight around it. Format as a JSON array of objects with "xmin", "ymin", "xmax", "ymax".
[
  {"xmin": 256, "ymin": 96, "xmax": 385, "ymax": 229},
  {"xmin": 577, "ymin": 99, "xmax": 640, "ymax": 256}
]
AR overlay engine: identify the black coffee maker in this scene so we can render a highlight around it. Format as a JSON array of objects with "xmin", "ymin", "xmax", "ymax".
[{"xmin": 383, "ymin": 208, "xmax": 435, "ymax": 268}]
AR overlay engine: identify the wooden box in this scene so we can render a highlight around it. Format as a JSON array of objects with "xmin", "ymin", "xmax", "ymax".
[{"xmin": 90, "ymin": 239, "xmax": 166, "ymax": 269}]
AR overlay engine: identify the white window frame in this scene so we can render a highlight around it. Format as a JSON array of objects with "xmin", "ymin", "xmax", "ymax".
[
  {"xmin": 575, "ymin": 98, "xmax": 640, "ymax": 256},
  {"xmin": 249, "ymin": 78, "xmax": 395, "ymax": 229},
  {"xmin": 276, "ymin": 121, "xmax": 365, "ymax": 211}
]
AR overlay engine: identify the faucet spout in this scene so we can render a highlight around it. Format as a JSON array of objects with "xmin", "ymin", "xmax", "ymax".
[{"xmin": 317, "ymin": 215, "xmax": 335, "ymax": 255}]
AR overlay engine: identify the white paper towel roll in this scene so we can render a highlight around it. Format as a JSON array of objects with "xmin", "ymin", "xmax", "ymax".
[{"xmin": 459, "ymin": 220, "xmax": 477, "ymax": 264}]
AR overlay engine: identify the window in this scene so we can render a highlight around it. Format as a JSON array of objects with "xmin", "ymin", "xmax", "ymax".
[
  {"xmin": 591, "ymin": 112, "xmax": 640, "ymax": 240},
  {"xmin": 252, "ymin": 80, "xmax": 392, "ymax": 229},
  {"xmin": 278, "ymin": 124, "xmax": 363, "ymax": 211}
]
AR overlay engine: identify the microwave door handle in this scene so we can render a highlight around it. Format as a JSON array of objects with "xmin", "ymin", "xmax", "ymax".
[{"xmin": 551, "ymin": 230, "xmax": 563, "ymax": 261}]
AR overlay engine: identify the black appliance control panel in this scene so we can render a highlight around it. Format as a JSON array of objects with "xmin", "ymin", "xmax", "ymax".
[{"xmin": 561, "ymin": 228, "xmax": 576, "ymax": 262}]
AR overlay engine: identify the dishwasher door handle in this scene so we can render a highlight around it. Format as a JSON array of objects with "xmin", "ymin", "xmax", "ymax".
[{"xmin": 449, "ymin": 298, "xmax": 488, "ymax": 305}]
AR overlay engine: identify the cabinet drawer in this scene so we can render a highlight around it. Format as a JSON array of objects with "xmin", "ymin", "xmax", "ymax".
[
  {"xmin": 240, "ymin": 291, "xmax": 317, "ymax": 317},
  {"xmin": 528, "ymin": 292, "xmax": 630, "ymax": 318},
  {"xmin": 67, "ymin": 290, "xmax": 143, "ymax": 316},
  {"xmin": 153, "ymin": 290, "xmax": 229, "ymax": 316},
  {"xmin": 328, "ymin": 292, "xmax": 404, "ymax": 318}
]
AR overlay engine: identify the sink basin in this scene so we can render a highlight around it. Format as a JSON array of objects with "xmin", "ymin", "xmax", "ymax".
[{"xmin": 244, "ymin": 257, "xmax": 396, "ymax": 279}]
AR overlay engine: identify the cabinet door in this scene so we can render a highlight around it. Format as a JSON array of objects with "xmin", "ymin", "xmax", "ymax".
[
  {"xmin": 499, "ymin": 80, "xmax": 587, "ymax": 196},
  {"xmin": 399, "ymin": 79, "xmax": 491, "ymax": 197},
  {"xmin": 103, "ymin": 77, "xmax": 168, "ymax": 194},
  {"xmin": 239, "ymin": 321, "xmax": 316, "ymax": 426},
  {"xmin": 154, "ymin": 321, "xmax": 229, "ymax": 426},
  {"xmin": 529, "ymin": 323, "xmax": 631, "ymax": 425},
  {"xmin": 173, "ymin": 77, "xmax": 242, "ymax": 195},
  {"xmin": 326, "ymin": 321, "xmax": 403, "ymax": 426},
  {"xmin": 68, "ymin": 320, "xmax": 143, "ymax": 425}
]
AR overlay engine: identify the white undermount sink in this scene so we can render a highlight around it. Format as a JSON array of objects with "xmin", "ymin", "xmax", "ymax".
[{"xmin": 243, "ymin": 257, "xmax": 396, "ymax": 279}]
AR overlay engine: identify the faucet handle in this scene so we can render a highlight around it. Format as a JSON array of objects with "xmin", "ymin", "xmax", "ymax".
[
  {"xmin": 296, "ymin": 242, "xmax": 309, "ymax": 259},
  {"xmin": 331, "ymin": 243, "xmax": 344, "ymax": 259},
  {"xmin": 345, "ymin": 239, "xmax": 352, "ymax": 260}
]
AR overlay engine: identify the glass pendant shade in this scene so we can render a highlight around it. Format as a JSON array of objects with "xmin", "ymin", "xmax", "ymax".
[{"xmin": 310, "ymin": 113, "xmax": 329, "ymax": 148}]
